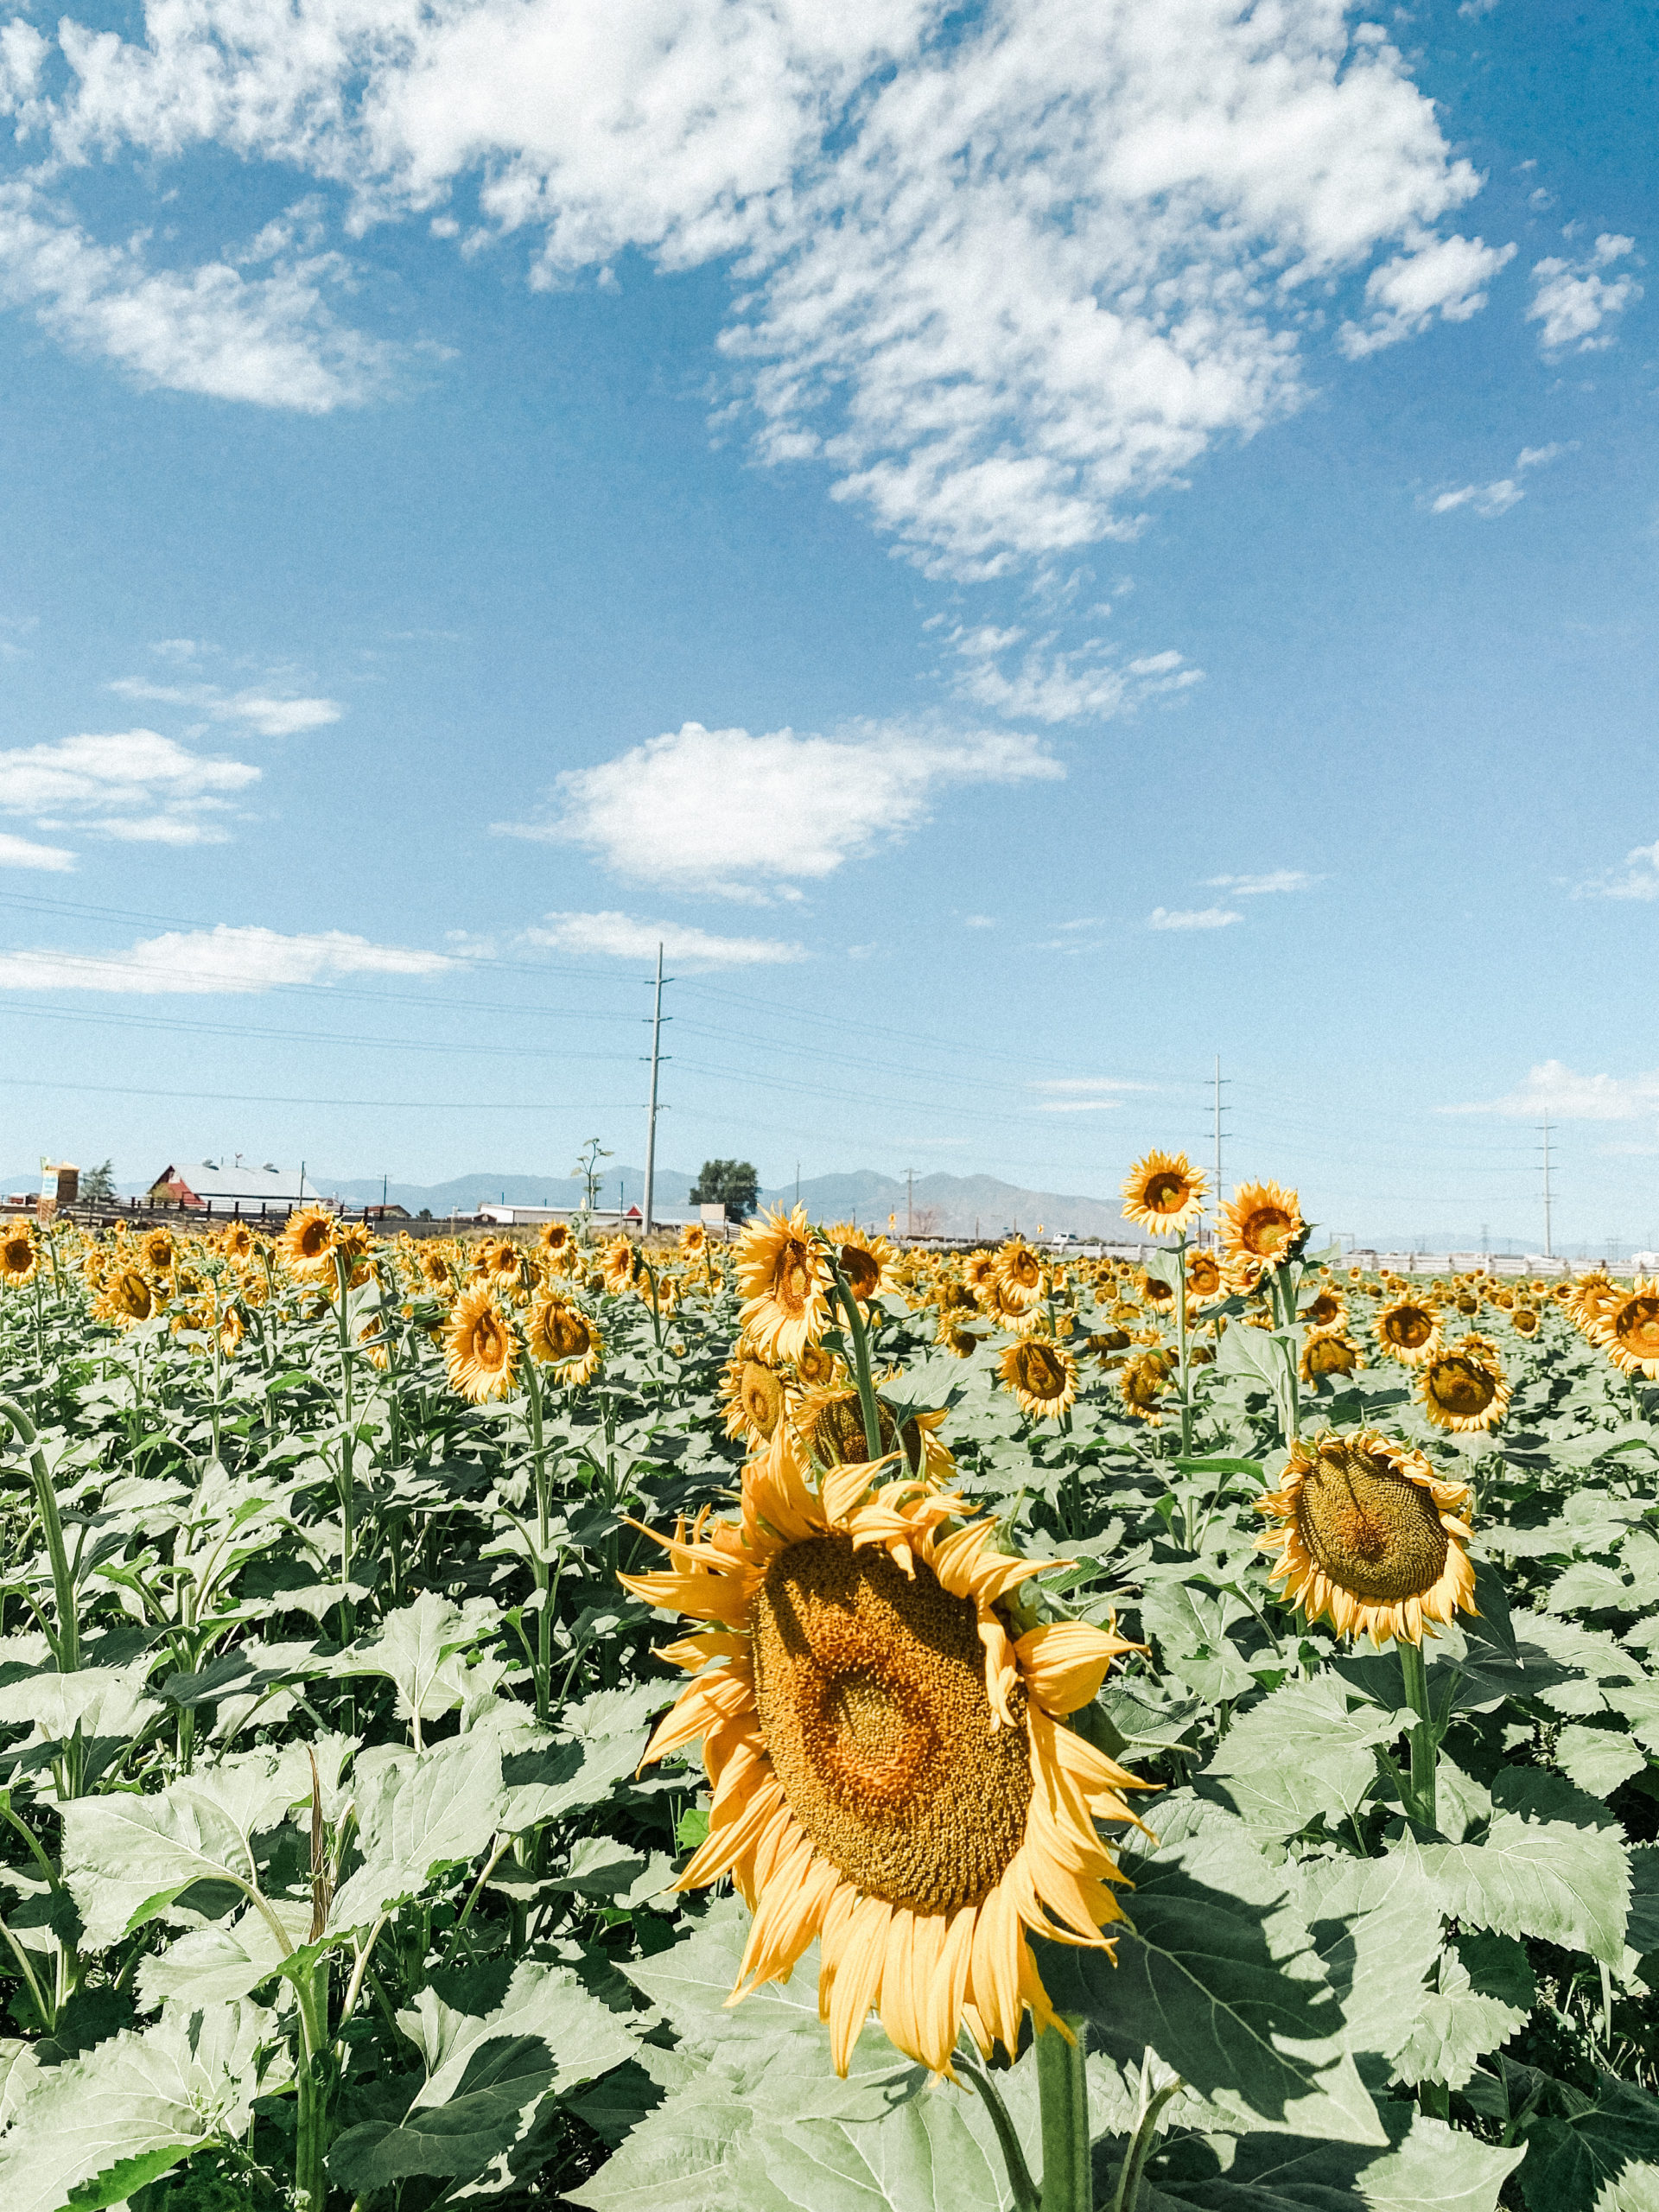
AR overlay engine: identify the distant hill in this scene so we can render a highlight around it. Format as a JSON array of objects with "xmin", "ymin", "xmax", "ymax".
[
  {"xmin": 311, "ymin": 1167, "xmax": 693, "ymax": 1216},
  {"xmin": 758, "ymin": 1170, "xmax": 1125, "ymax": 1240}
]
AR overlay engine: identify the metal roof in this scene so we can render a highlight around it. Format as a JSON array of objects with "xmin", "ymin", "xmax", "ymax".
[{"xmin": 149, "ymin": 1159, "xmax": 311, "ymax": 1205}]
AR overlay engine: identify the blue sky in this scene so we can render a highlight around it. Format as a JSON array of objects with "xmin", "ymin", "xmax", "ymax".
[{"xmin": 0, "ymin": 0, "xmax": 1655, "ymax": 1249}]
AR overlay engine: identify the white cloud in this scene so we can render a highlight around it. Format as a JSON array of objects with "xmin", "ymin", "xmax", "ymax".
[
  {"xmin": 499, "ymin": 718, "xmax": 1062, "ymax": 899},
  {"xmin": 1205, "ymin": 869, "xmax": 1319, "ymax": 895},
  {"xmin": 0, "ymin": 925, "xmax": 453, "ymax": 995},
  {"xmin": 25, "ymin": 0, "xmax": 1503, "ymax": 573},
  {"xmin": 1030, "ymin": 1075, "xmax": 1153, "ymax": 1113},
  {"xmin": 962, "ymin": 913, "xmax": 996, "ymax": 930},
  {"xmin": 525, "ymin": 910, "xmax": 806, "ymax": 967},
  {"xmin": 1443, "ymin": 1058, "xmax": 1659, "ymax": 1121},
  {"xmin": 947, "ymin": 625, "xmax": 1203, "ymax": 723},
  {"xmin": 0, "ymin": 729, "xmax": 259, "ymax": 844},
  {"xmin": 1428, "ymin": 440, "xmax": 1566, "ymax": 520},
  {"xmin": 0, "ymin": 831, "xmax": 75, "ymax": 872},
  {"xmin": 1529, "ymin": 234, "xmax": 1641, "ymax": 355},
  {"xmin": 1337, "ymin": 231, "xmax": 1516, "ymax": 359},
  {"xmin": 1147, "ymin": 905, "xmax": 1242, "ymax": 931},
  {"xmin": 0, "ymin": 181, "xmax": 397, "ymax": 411},
  {"xmin": 108, "ymin": 678, "xmax": 341, "ymax": 737},
  {"xmin": 1574, "ymin": 840, "xmax": 1659, "ymax": 902}
]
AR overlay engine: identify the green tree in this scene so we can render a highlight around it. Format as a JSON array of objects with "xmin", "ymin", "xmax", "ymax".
[
  {"xmin": 80, "ymin": 1160, "xmax": 117, "ymax": 1205},
  {"xmin": 688, "ymin": 1159, "xmax": 759, "ymax": 1219}
]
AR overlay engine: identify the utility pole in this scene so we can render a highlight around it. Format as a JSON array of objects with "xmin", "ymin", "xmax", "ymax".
[
  {"xmin": 642, "ymin": 943, "xmax": 671, "ymax": 1236},
  {"xmin": 1210, "ymin": 1058, "xmax": 1230, "ymax": 1245},
  {"xmin": 1539, "ymin": 1116, "xmax": 1554, "ymax": 1261},
  {"xmin": 906, "ymin": 1167, "xmax": 914, "ymax": 1238}
]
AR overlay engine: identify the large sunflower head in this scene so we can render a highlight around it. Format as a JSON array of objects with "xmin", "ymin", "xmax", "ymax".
[
  {"xmin": 1300, "ymin": 1332, "xmax": 1359, "ymax": 1385},
  {"xmin": 1255, "ymin": 1428, "xmax": 1476, "ymax": 1646},
  {"xmin": 1120, "ymin": 1149, "xmax": 1207, "ymax": 1236},
  {"xmin": 962, "ymin": 1252, "xmax": 998, "ymax": 1300},
  {"xmin": 0, "ymin": 1221, "xmax": 37, "ymax": 1287},
  {"xmin": 526, "ymin": 1291, "xmax": 603, "ymax": 1384},
  {"xmin": 94, "ymin": 1268, "xmax": 155, "ymax": 1327},
  {"xmin": 722, "ymin": 1346, "xmax": 786, "ymax": 1442},
  {"xmin": 737, "ymin": 1206, "xmax": 830, "ymax": 1362},
  {"xmin": 1373, "ymin": 1296, "xmax": 1442, "ymax": 1367},
  {"xmin": 1567, "ymin": 1269, "xmax": 1620, "ymax": 1332},
  {"xmin": 445, "ymin": 1284, "xmax": 518, "ymax": 1402},
  {"xmin": 1598, "ymin": 1281, "xmax": 1659, "ymax": 1378},
  {"xmin": 997, "ymin": 1336, "xmax": 1079, "ymax": 1421},
  {"xmin": 1417, "ymin": 1333, "xmax": 1510, "ymax": 1433},
  {"xmin": 1217, "ymin": 1179, "xmax": 1305, "ymax": 1268},
  {"xmin": 279, "ymin": 1205, "xmax": 337, "ymax": 1282},
  {"xmin": 794, "ymin": 1341, "xmax": 841, "ymax": 1390},
  {"xmin": 537, "ymin": 1219, "xmax": 572, "ymax": 1255},
  {"xmin": 622, "ymin": 1434, "xmax": 1147, "ymax": 2076}
]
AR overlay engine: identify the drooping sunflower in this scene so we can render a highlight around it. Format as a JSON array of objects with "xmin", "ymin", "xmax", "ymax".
[
  {"xmin": 830, "ymin": 1226, "xmax": 900, "ymax": 1307},
  {"xmin": 993, "ymin": 1239, "xmax": 1045, "ymax": 1311},
  {"xmin": 1373, "ymin": 1296, "xmax": 1442, "ymax": 1369},
  {"xmin": 998, "ymin": 1336, "xmax": 1079, "ymax": 1421},
  {"xmin": 357, "ymin": 1315, "xmax": 391, "ymax": 1372},
  {"xmin": 218, "ymin": 1306, "xmax": 245, "ymax": 1357},
  {"xmin": 1597, "ymin": 1281, "xmax": 1659, "ymax": 1379},
  {"xmin": 1117, "ymin": 1349, "xmax": 1173, "ymax": 1424},
  {"xmin": 1120, "ymin": 1150, "xmax": 1207, "ymax": 1236},
  {"xmin": 279, "ymin": 1205, "xmax": 337, "ymax": 1281},
  {"xmin": 1417, "ymin": 1333, "xmax": 1510, "ymax": 1434},
  {"xmin": 962, "ymin": 1252, "xmax": 998, "ymax": 1300},
  {"xmin": 737, "ymin": 1207, "xmax": 830, "ymax": 1362},
  {"xmin": 795, "ymin": 1389, "xmax": 950, "ymax": 1480},
  {"xmin": 601, "ymin": 1236, "xmax": 640, "ymax": 1297},
  {"xmin": 0, "ymin": 1221, "xmax": 37, "ymax": 1287},
  {"xmin": 1255, "ymin": 1428, "xmax": 1476, "ymax": 1646},
  {"xmin": 936, "ymin": 1318, "xmax": 982, "ymax": 1359},
  {"xmin": 1217, "ymin": 1180, "xmax": 1305, "ymax": 1268},
  {"xmin": 1300, "ymin": 1332, "xmax": 1359, "ymax": 1385},
  {"xmin": 445, "ymin": 1284, "xmax": 518, "ymax": 1402},
  {"xmin": 795, "ymin": 1341, "xmax": 841, "ymax": 1390},
  {"xmin": 622, "ymin": 1436, "xmax": 1148, "ymax": 2075},
  {"xmin": 526, "ymin": 1292, "xmax": 603, "ymax": 1385},
  {"xmin": 722, "ymin": 1347, "xmax": 786, "ymax": 1442},
  {"xmin": 94, "ymin": 1268, "xmax": 155, "ymax": 1327}
]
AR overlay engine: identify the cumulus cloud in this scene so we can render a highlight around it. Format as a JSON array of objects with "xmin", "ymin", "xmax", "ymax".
[
  {"xmin": 0, "ymin": 729, "xmax": 259, "ymax": 845},
  {"xmin": 947, "ymin": 626, "xmax": 1203, "ymax": 723},
  {"xmin": 499, "ymin": 718, "xmax": 1062, "ymax": 899},
  {"xmin": 1574, "ymin": 840, "xmax": 1659, "ymax": 901},
  {"xmin": 108, "ymin": 678, "xmax": 341, "ymax": 737},
  {"xmin": 0, "ymin": 831, "xmax": 75, "ymax": 872},
  {"xmin": 1427, "ymin": 440, "xmax": 1566, "ymax": 520},
  {"xmin": 1529, "ymin": 234, "xmax": 1642, "ymax": 355},
  {"xmin": 525, "ymin": 910, "xmax": 806, "ymax": 967},
  {"xmin": 0, "ymin": 181, "xmax": 399, "ymax": 410},
  {"xmin": 16, "ymin": 0, "xmax": 1505, "ymax": 572},
  {"xmin": 1205, "ymin": 868, "xmax": 1319, "ymax": 894},
  {"xmin": 1147, "ymin": 905, "xmax": 1242, "ymax": 931},
  {"xmin": 1337, "ymin": 231, "xmax": 1516, "ymax": 359},
  {"xmin": 1443, "ymin": 1058, "xmax": 1659, "ymax": 1121},
  {"xmin": 0, "ymin": 925, "xmax": 453, "ymax": 994}
]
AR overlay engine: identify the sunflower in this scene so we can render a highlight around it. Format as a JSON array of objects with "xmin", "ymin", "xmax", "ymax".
[
  {"xmin": 537, "ymin": 1220, "xmax": 572, "ymax": 1255},
  {"xmin": 601, "ymin": 1236, "xmax": 640, "ymax": 1298},
  {"xmin": 1217, "ymin": 1180, "xmax": 1304, "ymax": 1268},
  {"xmin": 722, "ymin": 1348, "xmax": 786, "ymax": 1442},
  {"xmin": 1373, "ymin": 1297, "xmax": 1442, "ymax": 1368},
  {"xmin": 445, "ymin": 1285, "xmax": 518, "ymax": 1402},
  {"xmin": 1255, "ymin": 1429, "xmax": 1476, "ymax": 1646},
  {"xmin": 983, "ymin": 1276, "xmax": 1044, "ymax": 1334},
  {"xmin": 218, "ymin": 1306, "xmax": 245, "ymax": 1357},
  {"xmin": 1511, "ymin": 1306, "xmax": 1541, "ymax": 1338},
  {"xmin": 998, "ymin": 1337, "xmax": 1079, "ymax": 1421},
  {"xmin": 796, "ymin": 1389, "xmax": 946, "ymax": 1478},
  {"xmin": 1300, "ymin": 1332, "xmax": 1359, "ymax": 1385},
  {"xmin": 0, "ymin": 1221, "xmax": 36, "ymax": 1287},
  {"xmin": 417, "ymin": 1246, "xmax": 454, "ymax": 1292},
  {"xmin": 94, "ymin": 1268, "xmax": 155, "ymax": 1327},
  {"xmin": 138, "ymin": 1226, "xmax": 175, "ymax": 1274},
  {"xmin": 621, "ymin": 1435, "xmax": 1147, "ymax": 2075},
  {"xmin": 357, "ymin": 1315, "xmax": 392, "ymax": 1372},
  {"xmin": 829, "ymin": 1225, "xmax": 900, "ymax": 1308},
  {"xmin": 1568, "ymin": 1270, "xmax": 1621, "ymax": 1336},
  {"xmin": 1185, "ymin": 1249, "xmax": 1224, "ymax": 1301},
  {"xmin": 1598, "ymin": 1281, "xmax": 1659, "ymax": 1379},
  {"xmin": 795, "ymin": 1341, "xmax": 841, "ymax": 1390},
  {"xmin": 1120, "ymin": 1150, "xmax": 1207, "ymax": 1236},
  {"xmin": 1117, "ymin": 1350, "xmax": 1173, "ymax": 1424},
  {"xmin": 992, "ymin": 1239, "xmax": 1045, "ymax": 1310},
  {"xmin": 1300, "ymin": 1287, "xmax": 1346, "ymax": 1331},
  {"xmin": 679, "ymin": 1221, "xmax": 709, "ymax": 1258},
  {"xmin": 279, "ymin": 1205, "xmax": 337, "ymax": 1281},
  {"xmin": 737, "ymin": 1207, "xmax": 830, "ymax": 1362},
  {"xmin": 962, "ymin": 1253, "xmax": 998, "ymax": 1300},
  {"xmin": 526, "ymin": 1291, "xmax": 603, "ymax": 1385},
  {"xmin": 219, "ymin": 1223, "xmax": 254, "ymax": 1262},
  {"xmin": 936, "ymin": 1319, "xmax": 982, "ymax": 1359},
  {"xmin": 1137, "ymin": 1269, "xmax": 1175, "ymax": 1312},
  {"xmin": 1417, "ymin": 1334, "xmax": 1510, "ymax": 1434}
]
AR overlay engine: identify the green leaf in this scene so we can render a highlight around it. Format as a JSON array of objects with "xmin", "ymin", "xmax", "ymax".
[
  {"xmin": 1519, "ymin": 2075, "xmax": 1659, "ymax": 2212},
  {"xmin": 330, "ymin": 1732, "xmax": 505, "ymax": 1929},
  {"xmin": 137, "ymin": 1902, "xmax": 314, "ymax": 2011},
  {"xmin": 1391, "ymin": 1935, "xmax": 1534, "ymax": 2094},
  {"xmin": 499, "ymin": 1680, "xmax": 670, "ymax": 1834},
  {"xmin": 1033, "ymin": 1800, "xmax": 1387, "ymax": 2145},
  {"xmin": 1554, "ymin": 1724, "xmax": 1646, "ymax": 1799},
  {"xmin": 1203, "ymin": 1679, "xmax": 1406, "ymax": 1839},
  {"xmin": 1299, "ymin": 1851, "xmax": 1443, "ymax": 2085},
  {"xmin": 1146, "ymin": 2109, "xmax": 1523, "ymax": 2211},
  {"xmin": 334, "ymin": 1589, "xmax": 501, "ymax": 1729},
  {"xmin": 1414, "ymin": 1812, "xmax": 1631, "ymax": 1964},
  {"xmin": 0, "ymin": 2002, "xmax": 290, "ymax": 2212}
]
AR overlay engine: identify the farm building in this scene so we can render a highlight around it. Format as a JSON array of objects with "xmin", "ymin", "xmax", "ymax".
[{"xmin": 146, "ymin": 1158, "xmax": 315, "ymax": 1215}]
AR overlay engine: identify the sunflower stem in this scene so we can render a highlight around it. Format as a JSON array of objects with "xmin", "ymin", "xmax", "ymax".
[
  {"xmin": 1398, "ymin": 1637, "xmax": 1437, "ymax": 1830},
  {"xmin": 957, "ymin": 2046, "xmax": 1040, "ymax": 2212},
  {"xmin": 829, "ymin": 1256, "xmax": 884, "ymax": 1463},
  {"xmin": 1109, "ymin": 2076, "xmax": 1183, "ymax": 2212},
  {"xmin": 1173, "ymin": 1237, "xmax": 1192, "ymax": 1459},
  {"xmin": 1038, "ymin": 2015, "xmax": 1092, "ymax": 2212},
  {"xmin": 0, "ymin": 1397, "xmax": 78, "ymax": 1673}
]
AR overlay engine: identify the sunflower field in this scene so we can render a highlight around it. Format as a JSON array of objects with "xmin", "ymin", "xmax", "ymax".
[{"xmin": 0, "ymin": 1169, "xmax": 1656, "ymax": 2212}]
